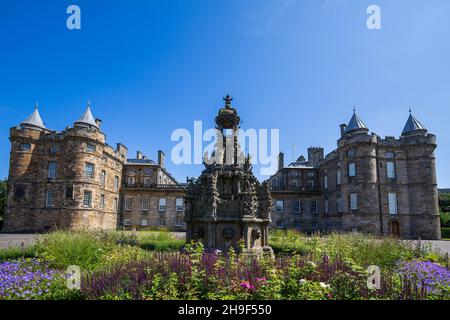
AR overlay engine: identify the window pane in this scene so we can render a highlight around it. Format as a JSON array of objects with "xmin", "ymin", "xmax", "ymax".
[
  {"xmin": 159, "ymin": 198, "xmax": 166, "ymax": 211},
  {"xmin": 388, "ymin": 193, "xmax": 397, "ymax": 214},
  {"xmin": 276, "ymin": 200, "xmax": 284, "ymax": 213},
  {"xmin": 21, "ymin": 143, "xmax": 31, "ymax": 150},
  {"xmin": 293, "ymin": 200, "xmax": 300, "ymax": 214},
  {"xmin": 48, "ymin": 162, "xmax": 56, "ymax": 179},
  {"xmin": 350, "ymin": 193, "xmax": 358, "ymax": 210},
  {"xmin": 85, "ymin": 163, "xmax": 94, "ymax": 178},
  {"xmin": 348, "ymin": 163, "xmax": 356, "ymax": 177},
  {"xmin": 336, "ymin": 170, "xmax": 341, "ymax": 185},
  {"xmin": 125, "ymin": 198, "xmax": 132, "ymax": 210},
  {"xmin": 176, "ymin": 198, "xmax": 184, "ymax": 211},
  {"xmin": 83, "ymin": 191, "xmax": 92, "ymax": 207},
  {"xmin": 311, "ymin": 200, "xmax": 318, "ymax": 213},
  {"xmin": 387, "ymin": 162, "xmax": 396, "ymax": 179},
  {"xmin": 100, "ymin": 194, "xmax": 105, "ymax": 209},
  {"xmin": 46, "ymin": 190, "xmax": 54, "ymax": 207},
  {"xmin": 141, "ymin": 198, "xmax": 149, "ymax": 211}
]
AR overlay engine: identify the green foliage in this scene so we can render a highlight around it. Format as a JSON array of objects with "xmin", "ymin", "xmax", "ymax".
[
  {"xmin": 0, "ymin": 246, "xmax": 36, "ymax": 262},
  {"xmin": 133, "ymin": 231, "xmax": 184, "ymax": 251},
  {"xmin": 439, "ymin": 192, "xmax": 450, "ymax": 212},
  {"xmin": 441, "ymin": 212, "xmax": 450, "ymax": 228},
  {"xmin": 270, "ymin": 230, "xmax": 416, "ymax": 269},
  {"xmin": 34, "ymin": 230, "xmax": 116, "ymax": 270},
  {"xmin": 441, "ymin": 228, "xmax": 450, "ymax": 239},
  {"xmin": 32, "ymin": 230, "xmax": 183, "ymax": 272}
]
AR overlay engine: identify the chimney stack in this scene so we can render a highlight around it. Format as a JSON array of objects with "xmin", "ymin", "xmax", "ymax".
[
  {"xmin": 278, "ymin": 152, "xmax": 284, "ymax": 171},
  {"xmin": 95, "ymin": 118, "xmax": 102, "ymax": 128},
  {"xmin": 116, "ymin": 143, "xmax": 128, "ymax": 159},
  {"xmin": 136, "ymin": 151, "xmax": 143, "ymax": 160},
  {"xmin": 340, "ymin": 124, "xmax": 347, "ymax": 137},
  {"xmin": 158, "ymin": 150, "xmax": 165, "ymax": 168}
]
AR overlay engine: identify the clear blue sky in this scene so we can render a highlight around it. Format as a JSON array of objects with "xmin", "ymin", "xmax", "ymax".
[{"xmin": 0, "ymin": 0, "xmax": 449, "ymax": 186}]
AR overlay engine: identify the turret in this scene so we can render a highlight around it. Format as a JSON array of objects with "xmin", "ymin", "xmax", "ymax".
[
  {"xmin": 401, "ymin": 109, "xmax": 427, "ymax": 136},
  {"xmin": 74, "ymin": 101, "xmax": 99, "ymax": 130},
  {"xmin": 344, "ymin": 107, "xmax": 369, "ymax": 135},
  {"xmin": 20, "ymin": 103, "xmax": 48, "ymax": 131}
]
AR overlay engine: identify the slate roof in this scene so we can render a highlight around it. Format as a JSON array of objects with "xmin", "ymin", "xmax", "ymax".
[
  {"xmin": 402, "ymin": 112, "xmax": 426, "ymax": 135},
  {"xmin": 21, "ymin": 107, "xmax": 46, "ymax": 129},
  {"xmin": 345, "ymin": 110, "xmax": 368, "ymax": 133},
  {"xmin": 75, "ymin": 106, "xmax": 99, "ymax": 129}
]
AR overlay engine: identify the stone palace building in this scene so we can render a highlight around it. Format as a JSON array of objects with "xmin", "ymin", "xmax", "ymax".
[
  {"xmin": 269, "ymin": 109, "xmax": 441, "ymax": 239},
  {"xmin": 2, "ymin": 104, "xmax": 186, "ymax": 232},
  {"xmin": 2, "ymin": 100, "xmax": 441, "ymax": 239}
]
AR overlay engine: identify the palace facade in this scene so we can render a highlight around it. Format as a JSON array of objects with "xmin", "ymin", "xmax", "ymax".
[
  {"xmin": 2, "ymin": 100, "xmax": 441, "ymax": 239},
  {"xmin": 268, "ymin": 110, "xmax": 441, "ymax": 239},
  {"xmin": 2, "ymin": 104, "xmax": 186, "ymax": 232}
]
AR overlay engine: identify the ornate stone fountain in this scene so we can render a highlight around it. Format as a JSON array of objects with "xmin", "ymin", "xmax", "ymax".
[{"xmin": 185, "ymin": 96, "xmax": 272, "ymax": 253}]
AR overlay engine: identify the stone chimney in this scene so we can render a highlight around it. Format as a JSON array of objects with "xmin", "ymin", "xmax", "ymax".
[
  {"xmin": 278, "ymin": 152, "xmax": 284, "ymax": 171},
  {"xmin": 340, "ymin": 124, "xmax": 347, "ymax": 137},
  {"xmin": 158, "ymin": 150, "xmax": 165, "ymax": 168},
  {"xmin": 95, "ymin": 118, "xmax": 102, "ymax": 128},
  {"xmin": 307, "ymin": 147, "xmax": 324, "ymax": 167},
  {"xmin": 136, "ymin": 151, "xmax": 143, "ymax": 160},
  {"xmin": 116, "ymin": 143, "xmax": 128, "ymax": 159}
]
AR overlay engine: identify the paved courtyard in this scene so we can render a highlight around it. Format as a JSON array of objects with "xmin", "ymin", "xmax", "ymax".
[{"xmin": 0, "ymin": 233, "xmax": 449, "ymax": 255}]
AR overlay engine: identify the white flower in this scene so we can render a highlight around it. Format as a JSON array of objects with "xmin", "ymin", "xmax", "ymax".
[{"xmin": 299, "ymin": 279, "xmax": 307, "ymax": 285}]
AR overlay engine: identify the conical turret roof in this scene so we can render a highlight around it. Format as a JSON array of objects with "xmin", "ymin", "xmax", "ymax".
[
  {"xmin": 74, "ymin": 103, "xmax": 99, "ymax": 129},
  {"xmin": 402, "ymin": 111, "xmax": 426, "ymax": 136},
  {"xmin": 21, "ymin": 104, "xmax": 47, "ymax": 130},
  {"xmin": 345, "ymin": 109, "xmax": 368, "ymax": 133}
]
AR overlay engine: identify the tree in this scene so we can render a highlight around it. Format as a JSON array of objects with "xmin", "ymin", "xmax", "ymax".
[{"xmin": 439, "ymin": 192, "xmax": 450, "ymax": 212}]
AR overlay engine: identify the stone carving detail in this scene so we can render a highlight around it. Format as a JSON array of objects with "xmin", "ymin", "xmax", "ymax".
[
  {"xmin": 185, "ymin": 96, "xmax": 272, "ymax": 253},
  {"xmin": 222, "ymin": 227, "xmax": 235, "ymax": 241},
  {"xmin": 252, "ymin": 227, "xmax": 262, "ymax": 240}
]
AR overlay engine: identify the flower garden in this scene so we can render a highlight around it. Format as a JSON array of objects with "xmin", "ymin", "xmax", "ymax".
[{"xmin": 0, "ymin": 230, "xmax": 449, "ymax": 300}]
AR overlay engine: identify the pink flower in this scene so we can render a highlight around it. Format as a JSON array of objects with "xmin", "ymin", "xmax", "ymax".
[{"xmin": 240, "ymin": 281, "xmax": 255, "ymax": 290}]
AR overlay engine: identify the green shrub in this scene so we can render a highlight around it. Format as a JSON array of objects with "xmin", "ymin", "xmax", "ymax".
[
  {"xmin": 134, "ymin": 231, "xmax": 184, "ymax": 251},
  {"xmin": 269, "ymin": 230, "xmax": 416, "ymax": 269},
  {"xmin": 34, "ymin": 230, "xmax": 118, "ymax": 270},
  {"xmin": 0, "ymin": 245, "xmax": 36, "ymax": 262},
  {"xmin": 441, "ymin": 212, "xmax": 450, "ymax": 228},
  {"xmin": 441, "ymin": 228, "xmax": 450, "ymax": 239}
]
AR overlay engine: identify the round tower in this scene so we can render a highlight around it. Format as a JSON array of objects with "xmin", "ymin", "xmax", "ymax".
[
  {"xmin": 3, "ymin": 105, "xmax": 50, "ymax": 231},
  {"xmin": 337, "ymin": 109, "xmax": 381, "ymax": 234},
  {"xmin": 400, "ymin": 111, "xmax": 440, "ymax": 239}
]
